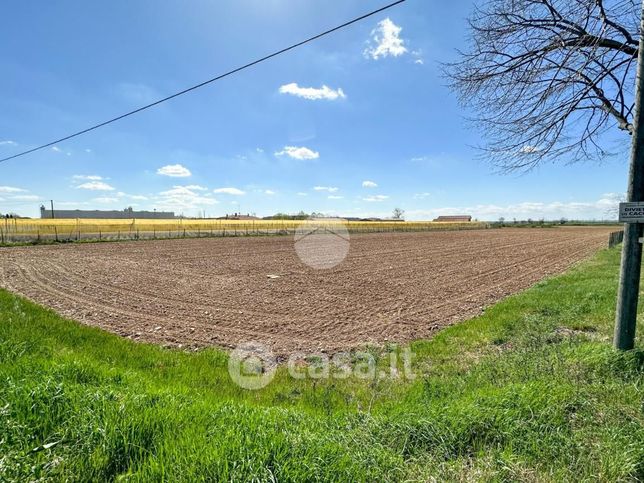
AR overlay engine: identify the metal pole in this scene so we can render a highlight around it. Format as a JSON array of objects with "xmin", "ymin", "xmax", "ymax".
[
  {"xmin": 50, "ymin": 200, "xmax": 55, "ymax": 219},
  {"xmin": 615, "ymin": 2, "xmax": 644, "ymax": 350}
]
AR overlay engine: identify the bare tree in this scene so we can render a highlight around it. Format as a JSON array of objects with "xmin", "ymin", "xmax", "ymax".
[
  {"xmin": 446, "ymin": 0, "xmax": 640, "ymax": 170},
  {"xmin": 392, "ymin": 208, "xmax": 405, "ymax": 220}
]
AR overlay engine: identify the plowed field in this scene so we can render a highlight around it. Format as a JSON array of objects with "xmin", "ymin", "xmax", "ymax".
[{"xmin": 0, "ymin": 227, "xmax": 613, "ymax": 355}]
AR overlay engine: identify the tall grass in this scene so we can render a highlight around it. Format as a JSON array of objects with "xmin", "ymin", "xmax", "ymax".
[{"xmin": 0, "ymin": 248, "xmax": 642, "ymax": 481}]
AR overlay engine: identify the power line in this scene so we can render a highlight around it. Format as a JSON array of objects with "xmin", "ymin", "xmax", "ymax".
[{"xmin": 1, "ymin": 0, "xmax": 406, "ymax": 164}]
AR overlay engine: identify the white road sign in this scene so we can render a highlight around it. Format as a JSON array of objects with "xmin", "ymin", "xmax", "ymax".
[{"xmin": 619, "ymin": 202, "xmax": 644, "ymax": 222}]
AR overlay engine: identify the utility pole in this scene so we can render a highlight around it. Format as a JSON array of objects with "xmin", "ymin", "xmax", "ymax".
[
  {"xmin": 615, "ymin": 2, "xmax": 644, "ymax": 350},
  {"xmin": 50, "ymin": 200, "xmax": 55, "ymax": 219}
]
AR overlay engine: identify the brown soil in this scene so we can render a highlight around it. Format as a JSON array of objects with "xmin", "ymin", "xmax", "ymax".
[{"xmin": 0, "ymin": 227, "xmax": 613, "ymax": 355}]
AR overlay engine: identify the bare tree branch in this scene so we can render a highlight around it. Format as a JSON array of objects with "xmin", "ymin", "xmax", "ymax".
[{"xmin": 445, "ymin": 0, "xmax": 640, "ymax": 171}]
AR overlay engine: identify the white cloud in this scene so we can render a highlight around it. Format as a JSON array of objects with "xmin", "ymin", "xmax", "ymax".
[
  {"xmin": 0, "ymin": 186, "xmax": 26, "ymax": 193},
  {"xmin": 275, "ymin": 146, "xmax": 319, "ymax": 160},
  {"xmin": 362, "ymin": 180, "xmax": 378, "ymax": 188},
  {"xmin": 184, "ymin": 185, "xmax": 208, "ymax": 191},
  {"xmin": 519, "ymin": 145, "xmax": 540, "ymax": 154},
  {"xmin": 409, "ymin": 154, "xmax": 446, "ymax": 168},
  {"xmin": 0, "ymin": 140, "xmax": 17, "ymax": 146},
  {"xmin": 56, "ymin": 201, "xmax": 90, "ymax": 207},
  {"xmin": 213, "ymin": 187, "xmax": 245, "ymax": 195},
  {"xmin": 406, "ymin": 193, "xmax": 625, "ymax": 221},
  {"xmin": 328, "ymin": 195, "xmax": 344, "ymax": 200},
  {"xmin": 256, "ymin": 147, "xmax": 264, "ymax": 153},
  {"xmin": 264, "ymin": 190, "xmax": 276, "ymax": 195},
  {"xmin": 314, "ymin": 186, "xmax": 339, "ymax": 193},
  {"xmin": 11, "ymin": 195, "xmax": 40, "ymax": 201},
  {"xmin": 50, "ymin": 145, "xmax": 71, "ymax": 155},
  {"xmin": 363, "ymin": 195, "xmax": 389, "ymax": 202},
  {"xmin": 117, "ymin": 82, "xmax": 159, "ymax": 104},
  {"xmin": 93, "ymin": 197, "xmax": 120, "ymax": 204},
  {"xmin": 297, "ymin": 192, "xmax": 308, "ymax": 196},
  {"xmin": 73, "ymin": 174, "xmax": 103, "ymax": 181},
  {"xmin": 159, "ymin": 186, "xmax": 200, "ymax": 197},
  {"xmin": 411, "ymin": 49, "xmax": 424, "ymax": 64},
  {"xmin": 157, "ymin": 186, "xmax": 218, "ymax": 210},
  {"xmin": 115, "ymin": 191, "xmax": 149, "ymax": 201},
  {"xmin": 279, "ymin": 83, "xmax": 346, "ymax": 101},
  {"xmin": 76, "ymin": 181, "xmax": 115, "ymax": 191},
  {"xmin": 157, "ymin": 164, "xmax": 191, "ymax": 177},
  {"xmin": 364, "ymin": 18, "xmax": 408, "ymax": 60},
  {"xmin": 85, "ymin": 148, "xmax": 92, "ymax": 153},
  {"xmin": 414, "ymin": 192, "xmax": 431, "ymax": 200}
]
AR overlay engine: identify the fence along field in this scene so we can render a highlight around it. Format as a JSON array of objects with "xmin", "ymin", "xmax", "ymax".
[{"xmin": 0, "ymin": 218, "xmax": 488, "ymax": 243}]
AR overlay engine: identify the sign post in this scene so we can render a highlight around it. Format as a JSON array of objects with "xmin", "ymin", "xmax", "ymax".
[{"xmin": 615, "ymin": 3, "xmax": 644, "ymax": 350}]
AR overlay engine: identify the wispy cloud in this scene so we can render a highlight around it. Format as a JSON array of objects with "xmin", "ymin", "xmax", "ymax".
[
  {"xmin": 275, "ymin": 146, "xmax": 319, "ymax": 160},
  {"xmin": 410, "ymin": 154, "xmax": 444, "ymax": 168},
  {"xmin": 117, "ymin": 82, "xmax": 159, "ymax": 104},
  {"xmin": 115, "ymin": 191, "xmax": 149, "ymax": 201},
  {"xmin": 297, "ymin": 192, "xmax": 308, "ymax": 196},
  {"xmin": 184, "ymin": 185, "xmax": 208, "ymax": 191},
  {"xmin": 0, "ymin": 186, "xmax": 27, "ymax": 193},
  {"xmin": 279, "ymin": 83, "xmax": 346, "ymax": 101},
  {"xmin": 213, "ymin": 187, "xmax": 245, "ymax": 195},
  {"xmin": 11, "ymin": 194, "xmax": 40, "ymax": 201},
  {"xmin": 264, "ymin": 190, "xmax": 276, "ymax": 195},
  {"xmin": 406, "ymin": 193, "xmax": 624, "ymax": 221},
  {"xmin": 76, "ymin": 181, "xmax": 115, "ymax": 191},
  {"xmin": 73, "ymin": 174, "xmax": 104, "ymax": 181},
  {"xmin": 363, "ymin": 195, "xmax": 389, "ymax": 202},
  {"xmin": 93, "ymin": 197, "xmax": 120, "ymax": 204},
  {"xmin": 519, "ymin": 145, "xmax": 540, "ymax": 154},
  {"xmin": 157, "ymin": 186, "xmax": 218, "ymax": 210},
  {"xmin": 0, "ymin": 140, "xmax": 17, "ymax": 146},
  {"xmin": 56, "ymin": 201, "xmax": 90, "ymax": 208},
  {"xmin": 364, "ymin": 18, "xmax": 408, "ymax": 60},
  {"xmin": 413, "ymin": 192, "xmax": 431, "ymax": 200},
  {"xmin": 362, "ymin": 180, "xmax": 378, "ymax": 188},
  {"xmin": 50, "ymin": 145, "xmax": 71, "ymax": 155},
  {"xmin": 328, "ymin": 195, "xmax": 344, "ymax": 200},
  {"xmin": 314, "ymin": 186, "xmax": 339, "ymax": 193},
  {"xmin": 411, "ymin": 49, "xmax": 424, "ymax": 65},
  {"xmin": 157, "ymin": 164, "xmax": 191, "ymax": 177}
]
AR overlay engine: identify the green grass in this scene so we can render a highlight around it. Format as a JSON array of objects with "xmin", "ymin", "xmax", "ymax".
[{"xmin": 0, "ymin": 248, "xmax": 642, "ymax": 481}]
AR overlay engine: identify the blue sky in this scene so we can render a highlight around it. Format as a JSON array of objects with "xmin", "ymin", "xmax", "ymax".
[{"xmin": 0, "ymin": 0, "xmax": 631, "ymax": 220}]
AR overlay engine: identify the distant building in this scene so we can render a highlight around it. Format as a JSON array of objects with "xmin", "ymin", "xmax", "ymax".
[
  {"xmin": 40, "ymin": 206, "xmax": 175, "ymax": 219},
  {"xmin": 433, "ymin": 215, "xmax": 473, "ymax": 222}
]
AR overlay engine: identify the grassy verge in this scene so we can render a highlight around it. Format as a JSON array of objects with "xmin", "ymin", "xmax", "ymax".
[{"xmin": 0, "ymin": 248, "xmax": 642, "ymax": 481}]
